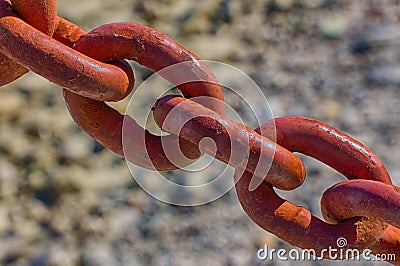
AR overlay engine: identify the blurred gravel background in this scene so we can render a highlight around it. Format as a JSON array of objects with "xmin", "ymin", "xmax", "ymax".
[{"xmin": 1, "ymin": 0, "xmax": 400, "ymax": 265}]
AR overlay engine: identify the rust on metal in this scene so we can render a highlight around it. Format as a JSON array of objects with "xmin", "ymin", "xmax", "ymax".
[
  {"xmin": 63, "ymin": 90, "xmax": 201, "ymax": 170},
  {"xmin": 321, "ymin": 179, "xmax": 400, "ymax": 261},
  {"xmin": 235, "ymin": 116, "xmax": 396, "ymax": 257},
  {"xmin": 53, "ymin": 20, "xmax": 221, "ymax": 169},
  {"xmin": 53, "ymin": 17, "xmax": 86, "ymax": 47},
  {"xmin": 11, "ymin": 0, "xmax": 57, "ymax": 35},
  {"xmin": 0, "ymin": 0, "xmax": 58, "ymax": 85},
  {"xmin": 257, "ymin": 116, "xmax": 392, "ymax": 184},
  {"xmin": 0, "ymin": 12, "xmax": 133, "ymax": 101},
  {"xmin": 152, "ymin": 95, "xmax": 306, "ymax": 190},
  {"xmin": 371, "ymin": 226, "xmax": 400, "ymax": 263},
  {"xmin": 73, "ymin": 22, "xmax": 224, "ymax": 114},
  {"xmin": 235, "ymin": 171, "xmax": 386, "ymax": 256},
  {"xmin": 321, "ymin": 180, "xmax": 400, "ymax": 224}
]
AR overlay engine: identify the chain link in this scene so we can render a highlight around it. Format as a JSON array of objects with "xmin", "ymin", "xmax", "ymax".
[{"xmin": 1, "ymin": 0, "xmax": 399, "ymax": 263}]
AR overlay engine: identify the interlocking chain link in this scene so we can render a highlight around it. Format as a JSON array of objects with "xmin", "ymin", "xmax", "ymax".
[{"xmin": 1, "ymin": 0, "xmax": 399, "ymax": 263}]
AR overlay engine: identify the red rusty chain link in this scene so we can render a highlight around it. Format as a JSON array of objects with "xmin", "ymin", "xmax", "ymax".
[
  {"xmin": 1, "ymin": 0, "xmax": 399, "ymax": 263},
  {"xmin": 153, "ymin": 96, "xmax": 400, "ymax": 262},
  {"xmin": 0, "ymin": 0, "xmax": 223, "ymax": 170},
  {"xmin": 0, "ymin": 0, "xmax": 57, "ymax": 85},
  {"xmin": 152, "ymin": 95, "xmax": 306, "ymax": 190}
]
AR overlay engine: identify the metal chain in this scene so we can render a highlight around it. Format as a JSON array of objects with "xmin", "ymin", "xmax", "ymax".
[{"xmin": 1, "ymin": 0, "xmax": 399, "ymax": 263}]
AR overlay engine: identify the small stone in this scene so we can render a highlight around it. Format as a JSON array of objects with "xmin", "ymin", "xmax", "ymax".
[
  {"xmin": 368, "ymin": 65, "xmax": 400, "ymax": 85},
  {"xmin": 272, "ymin": 0, "xmax": 295, "ymax": 11},
  {"xmin": 185, "ymin": 35, "xmax": 243, "ymax": 60},
  {"xmin": 27, "ymin": 171, "xmax": 47, "ymax": 190},
  {"xmin": 30, "ymin": 248, "xmax": 78, "ymax": 266},
  {"xmin": 337, "ymin": 104, "xmax": 364, "ymax": 132},
  {"xmin": 229, "ymin": 250, "xmax": 252, "ymax": 265},
  {"xmin": 318, "ymin": 99, "xmax": 340, "ymax": 120},
  {"xmin": 319, "ymin": 16, "xmax": 347, "ymax": 39},
  {"xmin": 25, "ymin": 200, "xmax": 50, "ymax": 222},
  {"xmin": 350, "ymin": 24, "xmax": 400, "ymax": 53},
  {"xmin": 81, "ymin": 245, "xmax": 119, "ymax": 266},
  {"xmin": 304, "ymin": 0, "xmax": 324, "ymax": 8},
  {"xmin": 13, "ymin": 220, "xmax": 40, "ymax": 238},
  {"xmin": 108, "ymin": 208, "xmax": 140, "ymax": 237},
  {"xmin": 0, "ymin": 91, "xmax": 25, "ymax": 115},
  {"xmin": 62, "ymin": 133, "xmax": 93, "ymax": 160},
  {"xmin": 0, "ymin": 205, "xmax": 9, "ymax": 233},
  {"xmin": 0, "ymin": 159, "xmax": 18, "ymax": 198},
  {"xmin": 183, "ymin": 15, "xmax": 212, "ymax": 35}
]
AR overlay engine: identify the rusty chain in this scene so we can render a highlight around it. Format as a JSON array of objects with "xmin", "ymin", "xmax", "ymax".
[{"xmin": 1, "ymin": 0, "xmax": 399, "ymax": 263}]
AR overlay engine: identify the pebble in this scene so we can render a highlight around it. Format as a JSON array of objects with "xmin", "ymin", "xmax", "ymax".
[
  {"xmin": 13, "ymin": 219, "xmax": 41, "ymax": 239},
  {"xmin": 368, "ymin": 64, "xmax": 400, "ymax": 85},
  {"xmin": 272, "ymin": 0, "xmax": 295, "ymax": 11},
  {"xmin": 185, "ymin": 35, "xmax": 244, "ymax": 60},
  {"xmin": 108, "ymin": 208, "xmax": 141, "ymax": 237},
  {"xmin": 81, "ymin": 245, "xmax": 119, "ymax": 266},
  {"xmin": 350, "ymin": 24, "xmax": 400, "ymax": 53},
  {"xmin": 304, "ymin": 0, "xmax": 324, "ymax": 8},
  {"xmin": 61, "ymin": 133, "xmax": 94, "ymax": 160},
  {"xmin": 0, "ymin": 91, "xmax": 25, "ymax": 115},
  {"xmin": 30, "ymin": 248, "xmax": 78, "ymax": 266},
  {"xmin": 0, "ymin": 205, "xmax": 9, "ymax": 233},
  {"xmin": 0, "ymin": 160, "xmax": 18, "ymax": 198},
  {"xmin": 319, "ymin": 16, "xmax": 347, "ymax": 39}
]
